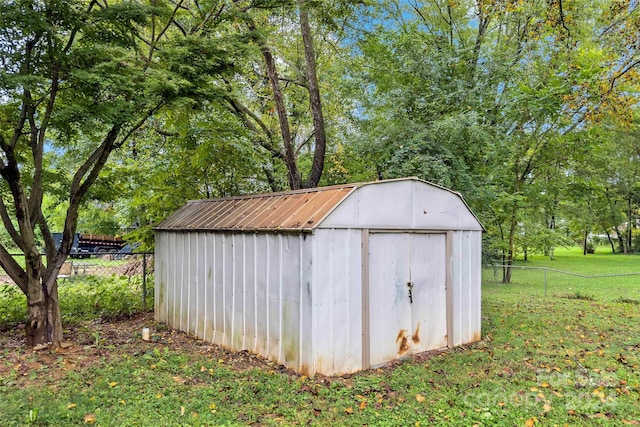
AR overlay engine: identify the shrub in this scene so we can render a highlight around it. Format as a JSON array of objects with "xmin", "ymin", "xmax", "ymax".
[
  {"xmin": 0, "ymin": 285, "xmax": 26, "ymax": 328},
  {"xmin": 0, "ymin": 275, "xmax": 152, "ymax": 328}
]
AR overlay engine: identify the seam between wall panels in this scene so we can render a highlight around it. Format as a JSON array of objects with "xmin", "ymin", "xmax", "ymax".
[
  {"xmin": 195, "ymin": 234, "xmax": 198, "ymax": 337},
  {"xmin": 361, "ymin": 229, "xmax": 370, "ymax": 371},
  {"xmin": 299, "ymin": 234, "xmax": 303, "ymax": 373},
  {"xmin": 242, "ymin": 234, "xmax": 246, "ymax": 350},
  {"xmin": 231, "ymin": 235, "xmax": 236, "ymax": 350},
  {"xmin": 203, "ymin": 233, "xmax": 208, "ymax": 343},
  {"xmin": 187, "ymin": 233, "xmax": 191, "ymax": 335},
  {"xmin": 446, "ymin": 230, "xmax": 453, "ymax": 348},
  {"xmin": 345, "ymin": 229, "xmax": 351, "ymax": 373},
  {"xmin": 174, "ymin": 233, "xmax": 179, "ymax": 329},
  {"xmin": 330, "ymin": 228, "xmax": 335, "ymax": 373},
  {"xmin": 311, "ymin": 234, "xmax": 317, "ymax": 375},
  {"xmin": 192, "ymin": 233, "xmax": 196, "ymax": 339},
  {"xmin": 211, "ymin": 234, "xmax": 219, "ymax": 343},
  {"xmin": 265, "ymin": 236, "xmax": 270, "ymax": 360},
  {"xmin": 222, "ymin": 235, "xmax": 226, "ymax": 346},
  {"xmin": 254, "ymin": 234, "xmax": 258, "ymax": 352},
  {"xmin": 179, "ymin": 234, "xmax": 184, "ymax": 332},
  {"xmin": 278, "ymin": 234, "xmax": 283, "ymax": 363}
]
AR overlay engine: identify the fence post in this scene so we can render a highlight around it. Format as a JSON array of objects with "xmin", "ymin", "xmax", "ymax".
[
  {"xmin": 544, "ymin": 268, "xmax": 547, "ymax": 297},
  {"xmin": 142, "ymin": 252, "xmax": 147, "ymax": 311}
]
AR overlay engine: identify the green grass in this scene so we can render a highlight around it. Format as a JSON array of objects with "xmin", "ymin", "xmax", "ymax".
[
  {"xmin": 484, "ymin": 246, "xmax": 640, "ymax": 302},
  {"xmin": 1, "ymin": 247, "xmax": 639, "ymax": 426}
]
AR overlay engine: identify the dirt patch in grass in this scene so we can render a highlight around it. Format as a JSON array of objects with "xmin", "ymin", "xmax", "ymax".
[{"xmin": 0, "ymin": 312, "xmax": 279, "ymax": 388}]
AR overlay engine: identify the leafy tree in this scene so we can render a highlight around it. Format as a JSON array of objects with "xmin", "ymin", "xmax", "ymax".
[
  {"xmin": 223, "ymin": 1, "xmax": 362, "ymax": 190},
  {"xmin": 0, "ymin": 0, "xmax": 269, "ymax": 347},
  {"xmin": 116, "ymin": 105, "xmax": 273, "ymax": 249},
  {"xmin": 344, "ymin": 0, "xmax": 640, "ymax": 281}
]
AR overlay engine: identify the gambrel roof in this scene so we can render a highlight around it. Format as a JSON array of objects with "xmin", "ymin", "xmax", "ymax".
[{"xmin": 156, "ymin": 178, "xmax": 484, "ymax": 232}]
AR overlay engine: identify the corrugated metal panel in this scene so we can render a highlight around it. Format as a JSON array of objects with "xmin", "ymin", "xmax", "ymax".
[
  {"xmin": 367, "ymin": 232, "xmax": 448, "ymax": 367},
  {"xmin": 312, "ymin": 229, "xmax": 363, "ymax": 375},
  {"xmin": 450, "ymin": 230, "xmax": 482, "ymax": 346},
  {"xmin": 156, "ymin": 185, "xmax": 357, "ymax": 232},
  {"xmin": 155, "ymin": 230, "xmax": 314, "ymax": 374}
]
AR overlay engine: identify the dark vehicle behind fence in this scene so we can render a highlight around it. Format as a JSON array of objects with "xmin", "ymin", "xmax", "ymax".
[{"xmin": 53, "ymin": 233, "xmax": 126, "ymax": 258}]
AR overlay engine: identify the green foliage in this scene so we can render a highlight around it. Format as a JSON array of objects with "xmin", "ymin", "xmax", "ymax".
[
  {"xmin": 0, "ymin": 285, "xmax": 26, "ymax": 326},
  {"xmin": 338, "ymin": 0, "xmax": 640, "ymax": 274},
  {"xmin": 62, "ymin": 275, "xmax": 149, "ymax": 322},
  {"xmin": 114, "ymin": 104, "xmax": 273, "ymax": 250},
  {"xmin": 0, "ymin": 275, "xmax": 150, "ymax": 328}
]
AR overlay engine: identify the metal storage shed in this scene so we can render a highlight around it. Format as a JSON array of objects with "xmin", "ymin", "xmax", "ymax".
[{"xmin": 155, "ymin": 177, "xmax": 483, "ymax": 376}]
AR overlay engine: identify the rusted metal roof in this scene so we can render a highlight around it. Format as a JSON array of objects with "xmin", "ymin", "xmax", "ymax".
[{"xmin": 156, "ymin": 184, "xmax": 359, "ymax": 232}]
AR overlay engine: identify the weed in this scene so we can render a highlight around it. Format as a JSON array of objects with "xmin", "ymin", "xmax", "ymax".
[
  {"xmin": 615, "ymin": 297, "xmax": 640, "ymax": 305},
  {"xmin": 562, "ymin": 291, "xmax": 596, "ymax": 301},
  {"xmin": 0, "ymin": 275, "xmax": 151, "ymax": 328}
]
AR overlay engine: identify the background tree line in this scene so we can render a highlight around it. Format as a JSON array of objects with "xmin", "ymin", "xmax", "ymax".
[{"xmin": 1, "ymin": 0, "xmax": 639, "ymax": 346}]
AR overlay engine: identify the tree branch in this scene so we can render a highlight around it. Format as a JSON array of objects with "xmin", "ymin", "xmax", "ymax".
[
  {"xmin": 0, "ymin": 195, "xmax": 24, "ymax": 252},
  {"xmin": 609, "ymin": 58, "xmax": 640, "ymax": 93},
  {"xmin": 148, "ymin": 0, "xmax": 185, "ymax": 63},
  {"xmin": 0, "ymin": 244, "xmax": 27, "ymax": 294}
]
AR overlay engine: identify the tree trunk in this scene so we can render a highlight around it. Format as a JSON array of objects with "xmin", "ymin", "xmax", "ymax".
[
  {"xmin": 503, "ymin": 209, "xmax": 517, "ymax": 283},
  {"xmin": 26, "ymin": 279, "xmax": 63, "ymax": 347},
  {"xmin": 613, "ymin": 224, "xmax": 626, "ymax": 253},
  {"xmin": 627, "ymin": 196, "xmax": 633, "ymax": 252},
  {"xmin": 24, "ymin": 255, "xmax": 63, "ymax": 346},
  {"xmin": 299, "ymin": 1, "xmax": 327, "ymax": 189},
  {"xmin": 604, "ymin": 228, "xmax": 615, "ymax": 253},
  {"xmin": 261, "ymin": 45, "xmax": 302, "ymax": 190}
]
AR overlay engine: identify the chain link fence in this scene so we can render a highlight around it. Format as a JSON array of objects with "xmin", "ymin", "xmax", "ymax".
[
  {"xmin": 0, "ymin": 252, "xmax": 154, "ymax": 311},
  {"xmin": 483, "ymin": 263, "xmax": 640, "ymax": 303}
]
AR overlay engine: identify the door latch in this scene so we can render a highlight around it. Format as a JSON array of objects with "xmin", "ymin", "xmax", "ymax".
[{"xmin": 407, "ymin": 281, "xmax": 414, "ymax": 304}]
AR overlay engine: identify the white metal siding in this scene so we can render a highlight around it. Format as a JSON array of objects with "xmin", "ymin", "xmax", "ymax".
[
  {"xmin": 319, "ymin": 180, "xmax": 483, "ymax": 231},
  {"xmin": 450, "ymin": 231, "xmax": 482, "ymax": 346},
  {"xmin": 367, "ymin": 233, "xmax": 448, "ymax": 367},
  {"xmin": 156, "ymin": 179, "xmax": 483, "ymax": 376},
  {"xmin": 155, "ymin": 232, "xmax": 169, "ymax": 324},
  {"xmin": 312, "ymin": 228, "xmax": 362, "ymax": 375},
  {"xmin": 155, "ymin": 231, "xmax": 313, "ymax": 374}
]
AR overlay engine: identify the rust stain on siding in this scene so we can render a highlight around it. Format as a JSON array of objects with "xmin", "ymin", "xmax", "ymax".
[
  {"xmin": 299, "ymin": 364, "xmax": 311, "ymax": 377},
  {"xmin": 411, "ymin": 324, "xmax": 420, "ymax": 344},
  {"xmin": 396, "ymin": 329, "xmax": 410, "ymax": 355}
]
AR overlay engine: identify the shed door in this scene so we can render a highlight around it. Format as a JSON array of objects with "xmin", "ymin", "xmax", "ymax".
[{"xmin": 368, "ymin": 233, "xmax": 447, "ymax": 367}]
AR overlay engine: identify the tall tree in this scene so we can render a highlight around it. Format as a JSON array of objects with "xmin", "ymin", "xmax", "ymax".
[
  {"xmin": 345, "ymin": 0, "xmax": 640, "ymax": 281},
  {"xmin": 0, "ymin": 0, "xmax": 261, "ymax": 347},
  {"xmin": 229, "ymin": 1, "xmax": 359, "ymax": 190}
]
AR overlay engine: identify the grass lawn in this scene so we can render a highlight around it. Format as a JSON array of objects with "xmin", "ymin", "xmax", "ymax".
[
  {"xmin": 485, "ymin": 246, "xmax": 640, "ymax": 302},
  {"xmin": 1, "ymin": 248, "xmax": 639, "ymax": 426}
]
